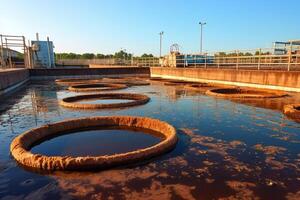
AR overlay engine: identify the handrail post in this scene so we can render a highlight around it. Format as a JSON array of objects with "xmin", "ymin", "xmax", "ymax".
[
  {"xmin": 236, "ymin": 50, "xmax": 239, "ymax": 70},
  {"xmin": 205, "ymin": 53, "xmax": 207, "ymax": 69},
  {"xmin": 288, "ymin": 43, "xmax": 292, "ymax": 71},
  {"xmin": 0, "ymin": 35, "xmax": 4, "ymax": 68},
  {"xmin": 258, "ymin": 48, "xmax": 261, "ymax": 70},
  {"xmin": 217, "ymin": 53, "xmax": 220, "ymax": 69}
]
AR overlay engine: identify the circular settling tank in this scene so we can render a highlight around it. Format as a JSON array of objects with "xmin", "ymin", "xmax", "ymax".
[
  {"xmin": 10, "ymin": 116, "xmax": 177, "ymax": 171},
  {"xmin": 55, "ymin": 78, "xmax": 103, "ymax": 86},
  {"xmin": 185, "ymin": 83, "xmax": 216, "ymax": 89},
  {"xmin": 283, "ymin": 104, "xmax": 300, "ymax": 122},
  {"xmin": 164, "ymin": 80, "xmax": 197, "ymax": 86},
  {"xmin": 31, "ymin": 127, "xmax": 163, "ymax": 157},
  {"xmin": 184, "ymin": 83, "xmax": 217, "ymax": 91},
  {"xmin": 149, "ymin": 77, "xmax": 173, "ymax": 82},
  {"xmin": 206, "ymin": 87, "xmax": 287, "ymax": 99},
  {"xmin": 103, "ymin": 78, "xmax": 150, "ymax": 86},
  {"xmin": 59, "ymin": 93, "xmax": 150, "ymax": 109},
  {"xmin": 68, "ymin": 83, "xmax": 127, "ymax": 92}
]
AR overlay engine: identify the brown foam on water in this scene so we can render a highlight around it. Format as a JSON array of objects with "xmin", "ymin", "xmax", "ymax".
[{"xmin": 283, "ymin": 104, "xmax": 300, "ymax": 122}]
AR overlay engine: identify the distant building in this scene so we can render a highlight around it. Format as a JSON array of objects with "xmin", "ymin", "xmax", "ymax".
[
  {"xmin": 0, "ymin": 47, "xmax": 20, "ymax": 59},
  {"xmin": 0, "ymin": 47, "xmax": 23, "ymax": 67}
]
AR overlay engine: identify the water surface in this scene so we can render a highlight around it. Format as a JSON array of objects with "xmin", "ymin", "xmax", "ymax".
[
  {"xmin": 1, "ymin": 80, "xmax": 300, "ymax": 199},
  {"xmin": 77, "ymin": 99, "xmax": 134, "ymax": 105},
  {"xmin": 31, "ymin": 127, "xmax": 162, "ymax": 156}
]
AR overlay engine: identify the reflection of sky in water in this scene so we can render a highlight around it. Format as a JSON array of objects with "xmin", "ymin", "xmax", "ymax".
[
  {"xmin": 31, "ymin": 128, "xmax": 162, "ymax": 156},
  {"xmin": 0, "ymin": 80, "xmax": 300, "ymax": 199}
]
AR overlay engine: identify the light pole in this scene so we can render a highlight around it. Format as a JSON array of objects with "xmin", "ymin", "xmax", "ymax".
[
  {"xmin": 159, "ymin": 31, "xmax": 164, "ymax": 57},
  {"xmin": 199, "ymin": 22, "xmax": 206, "ymax": 54}
]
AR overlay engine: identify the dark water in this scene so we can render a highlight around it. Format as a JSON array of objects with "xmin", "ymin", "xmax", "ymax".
[
  {"xmin": 77, "ymin": 99, "xmax": 134, "ymax": 105},
  {"xmin": 1, "ymin": 79, "xmax": 300, "ymax": 199},
  {"xmin": 31, "ymin": 127, "xmax": 162, "ymax": 157}
]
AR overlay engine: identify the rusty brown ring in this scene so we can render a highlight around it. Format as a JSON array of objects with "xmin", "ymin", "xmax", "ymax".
[
  {"xmin": 206, "ymin": 88, "xmax": 287, "ymax": 99},
  {"xmin": 101, "ymin": 78, "xmax": 151, "ymax": 86},
  {"xmin": 55, "ymin": 79, "xmax": 104, "ymax": 86},
  {"xmin": 59, "ymin": 93, "xmax": 150, "ymax": 109},
  {"xmin": 68, "ymin": 83, "xmax": 128, "ymax": 92},
  {"xmin": 10, "ymin": 116, "xmax": 177, "ymax": 171}
]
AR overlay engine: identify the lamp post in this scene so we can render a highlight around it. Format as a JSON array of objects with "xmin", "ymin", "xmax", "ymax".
[
  {"xmin": 199, "ymin": 22, "xmax": 206, "ymax": 54},
  {"xmin": 159, "ymin": 31, "xmax": 164, "ymax": 57}
]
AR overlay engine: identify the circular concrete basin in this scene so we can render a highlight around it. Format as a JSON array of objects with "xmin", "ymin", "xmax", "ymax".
[
  {"xmin": 10, "ymin": 116, "xmax": 177, "ymax": 171},
  {"xmin": 68, "ymin": 83, "xmax": 127, "ymax": 92},
  {"xmin": 185, "ymin": 83, "xmax": 214, "ymax": 89},
  {"xmin": 55, "ymin": 78, "xmax": 103, "ymax": 86},
  {"xmin": 103, "ymin": 78, "xmax": 150, "ymax": 86},
  {"xmin": 206, "ymin": 87, "xmax": 287, "ymax": 99},
  {"xmin": 59, "ymin": 93, "xmax": 150, "ymax": 109},
  {"xmin": 149, "ymin": 77, "xmax": 174, "ymax": 82},
  {"xmin": 164, "ymin": 80, "xmax": 197, "ymax": 86}
]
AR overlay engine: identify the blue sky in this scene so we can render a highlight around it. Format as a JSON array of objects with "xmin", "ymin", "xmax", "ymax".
[{"xmin": 1, "ymin": 0, "xmax": 299, "ymax": 56}]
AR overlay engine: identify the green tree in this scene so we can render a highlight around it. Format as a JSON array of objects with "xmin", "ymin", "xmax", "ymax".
[
  {"xmin": 114, "ymin": 50, "xmax": 132, "ymax": 59},
  {"xmin": 81, "ymin": 53, "xmax": 95, "ymax": 59},
  {"xmin": 96, "ymin": 54, "xmax": 105, "ymax": 59},
  {"xmin": 141, "ymin": 53, "xmax": 154, "ymax": 58}
]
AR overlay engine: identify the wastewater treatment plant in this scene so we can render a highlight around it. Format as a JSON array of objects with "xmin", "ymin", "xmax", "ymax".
[{"xmin": 1, "ymin": 1, "xmax": 300, "ymax": 199}]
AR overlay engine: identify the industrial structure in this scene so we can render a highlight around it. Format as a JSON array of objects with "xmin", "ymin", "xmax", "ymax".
[
  {"xmin": 273, "ymin": 40, "xmax": 300, "ymax": 55},
  {"xmin": 31, "ymin": 33, "xmax": 55, "ymax": 68},
  {"xmin": 160, "ymin": 43, "xmax": 213, "ymax": 67},
  {"xmin": 0, "ymin": 34, "xmax": 28, "ymax": 68},
  {"xmin": 0, "ymin": 33, "xmax": 55, "ymax": 69}
]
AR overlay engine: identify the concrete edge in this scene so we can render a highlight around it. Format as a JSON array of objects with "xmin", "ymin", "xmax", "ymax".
[
  {"xmin": 151, "ymin": 74, "xmax": 300, "ymax": 93},
  {"xmin": 0, "ymin": 78, "xmax": 30, "ymax": 96},
  {"xmin": 30, "ymin": 74, "xmax": 149, "ymax": 81},
  {"xmin": 10, "ymin": 116, "xmax": 177, "ymax": 171}
]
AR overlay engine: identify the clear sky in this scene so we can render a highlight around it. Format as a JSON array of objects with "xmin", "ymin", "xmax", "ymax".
[{"xmin": 1, "ymin": 0, "xmax": 299, "ymax": 56}]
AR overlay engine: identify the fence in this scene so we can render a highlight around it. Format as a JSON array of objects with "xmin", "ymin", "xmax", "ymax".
[
  {"xmin": 56, "ymin": 51, "xmax": 300, "ymax": 71},
  {"xmin": 0, "ymin": 34, "xmax": 30, "ymax": 69},
  {"xmin": 56, "ymin": 57, "xmax": 160, "ymax": 67},
  {"xmin": 174, "ymin": 48, "xmax": 300, "ymax": 71}
]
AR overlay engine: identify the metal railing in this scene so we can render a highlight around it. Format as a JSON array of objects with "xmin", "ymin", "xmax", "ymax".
[
  {"xmin": 173, "ymin": 48, "xmax": 300, "ymax": 71},
  {"xmin": 56, "ymin": 57, "xmax": 160, "ymax": 67},
  {"xmin": 0, "ymin": 34, "xmax": 29, "ymax": 69}
]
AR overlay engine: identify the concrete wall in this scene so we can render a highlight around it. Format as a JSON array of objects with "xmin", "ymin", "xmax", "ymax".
[
  {"xmin": 150, "ymin": 67, "xmax": 300, "ymax": 92},
  {"xmin": 1, "ymin": 67, "xmax": 300, "ymax": 96},
  {"xmin": 29, "ymin": 67, "xmax": 150, "ymax": 78},
  {"xmin": 0, "ymin": 69, "xmax": 29, "ymax": 95},
  {"xmin": 89, "ymin": 64, "xmax": 138, "ymax": 68}
]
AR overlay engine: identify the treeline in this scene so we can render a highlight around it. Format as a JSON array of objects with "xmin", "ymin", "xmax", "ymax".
[{"xmin": 55, "ymin": 50, "xmax": 155, "ymax": 60}]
